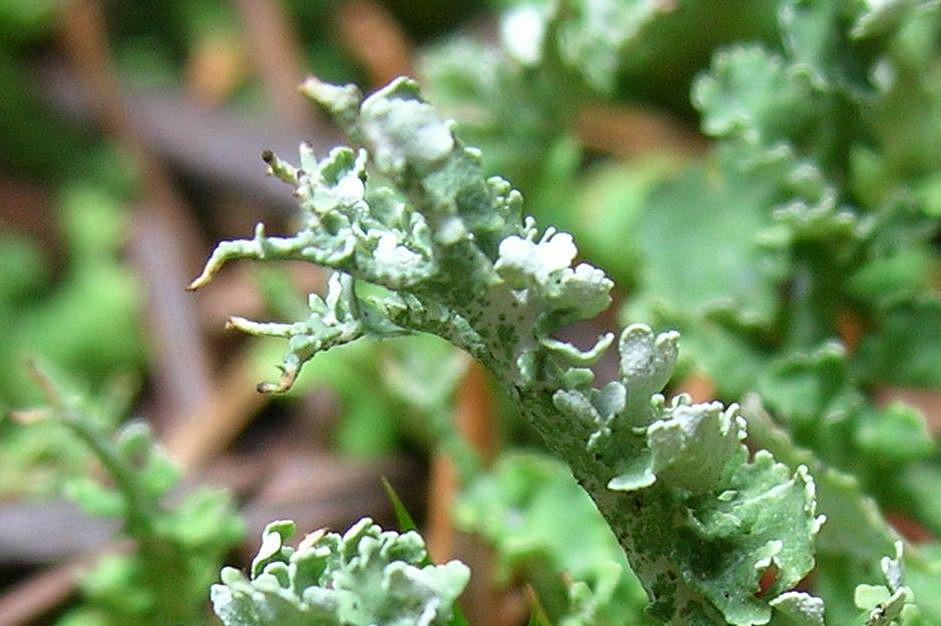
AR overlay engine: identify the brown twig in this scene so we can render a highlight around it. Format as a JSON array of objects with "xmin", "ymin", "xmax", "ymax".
[
  {"xmin": 673, "ymin": 372, "xmax": 717, "ymax": 404},
  {"xmin": 425, "ymin": 361, "xmax": 502, "ymax": 625},
  {"xmin": 36, "ymin": 60, "xmax": 342, "ymax": 213},
  {"xmin": 836, "ymin": 309, "xmax": 866, "ymax": 354},
  {"xmin": 60, "ymin": 0, "xmax": 214, "ymax": 428},
  {"xmin": 0, "ymin": 540, "xmax": 131, "ymax": 626},
  {"xmin": 335, "ymin": 0, "xmax": 413, "ymax": 88},
  {"xmin": 233, "ymin": 0, "xmax": 315, "ymax": 130},
  {"xmin": 0, "ymin": 175, "xmax": 58, "ymax": 253},
  {"xmin": 0, "ymin": 559, "xmax": 82, "ymax": 626},
  {"xmin": 60, "ymin": 0, "xmax": 205, "ymax": 267},
  {"xmin": 162, "ymin": 348, "xmax": 270, "ymax": 472},
  {"xmin": 426, "ymin": 361, "xmax": 497, "ymax": 560},
  {"xmin": 425, "ymin": 452, "xmax": 459, "ymax": 562},
  {"xmin": 0, "ymin": 501, "xmax": 115, "ymax": 564},
  {"xmin": 127, "ymin": 210, "xmax": 215, "ymax": 428},
  {"xmin": 576, "ymin": 103, "xmax": 707, "ymax": 158},
  {"xmin": 185, "ymin": 30, "xmax": 248, "ymax": 106}
]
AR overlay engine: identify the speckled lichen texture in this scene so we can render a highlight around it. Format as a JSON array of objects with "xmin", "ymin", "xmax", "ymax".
[
  {"xmin": 212, "ymin": 518, "xmax": 469, "ymax": 625},
  {"xmin": 191, "ymin": 77, "xmax": 825, "ymax": 625}
]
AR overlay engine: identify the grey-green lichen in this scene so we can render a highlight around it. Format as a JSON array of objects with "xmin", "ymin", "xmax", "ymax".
[
  {"xmin": 191, "ymin": 76, "xmax": 825, "ymax": 625},
  {"xmin": 212, "ymin": 518, "xmax": 469, "ymax": 626}
]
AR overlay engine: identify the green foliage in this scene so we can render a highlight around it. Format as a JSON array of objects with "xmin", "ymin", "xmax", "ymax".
[
  {"xmin": 0, "ymin": 371, "xmax": 131, "ymax": 498},
  {"xmin": 211, "ymin": 518, "xmax": 469, "ymax": 626},
  {"xmin": 381, "ymin": 476, "xmax": 421, "ymax": 534},
  {"xmin": 0, "ymin": 179, "xmax": 145, "ymax": 497},
  {"xmin": 420, "ymin": 0, "xmax": 670, "ymax": 206},
  {"xmin": 17, "ymin": 185, "xmax": 145, "ymax": 393},
  {"xmin": 418, "ymin": 0, "xmax": 780, "ymax": 305},
  {"xmin": 0, "ymin": 189, "xmax": 139, "ymax": 408},
  {"xmin": 192, "ymin": 75, "xmax": 834, "ymax": 624},
  {"xmin": 630, "ymin": 0, "xmax": 941, "ymax": 523},
  {"xmin": 455, "ymin": 451, "xmax": 653, "ymax": 625},
  {"xmin": 742, "ymin": 397, "xmax": 935, "ymax": 625},
  {"xmin": 26, "ymin": 369, "xmax": 243, "ymax": 626},
  {"xmin": 600, "ymin": 2, "xmax": 941, "ymax": 621},
  {"xmin": 420, "ymin": 34, "xmax": 574, "ymax": 199},
  {"xmin": 0, "ymin": 0, "xmax": 58, "ymax": 45}
]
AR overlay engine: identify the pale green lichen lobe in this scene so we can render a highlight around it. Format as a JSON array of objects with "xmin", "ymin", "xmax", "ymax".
[{"xmin": 212, "ymin": 518, "xmax": 469, "ymax": 626}]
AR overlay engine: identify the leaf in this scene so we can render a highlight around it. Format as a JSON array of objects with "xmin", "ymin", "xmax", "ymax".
[
  {"xmin": 855, "ymin": 298, "xmax": 941, "ymax": 387},
  {"xmin": 693, "ymin": 45, "xmax": 816, "ymax": 147},
  {"xmin": 382, "ymin": 475, "xmax": 420, "ymax": 533},
  {"xmin": 529, "ymin": 588, "xmax": 555, "ymax": 626},
  {"xmin": 552, "ymin": 0, "xmax": 672, "ymax": 92},
  {"xmin": 455, "ymin": 451, "xmax": 652, "ymax": 626},
  {"xmin": 26, "ymin": 369, "xmax": 242, "ymax": 625},
  {"xmin": 778, "ymin": 0, "xmax": 882, "ymax": 95},
  {"xmin": 635, "ymin": 156, "xmax": 789, "ymax": 328}
]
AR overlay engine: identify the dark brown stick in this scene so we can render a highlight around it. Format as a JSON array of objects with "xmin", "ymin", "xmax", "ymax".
[
  {"xmin": 0, "ymin": 540, "xmax": 131, "ymax": 626},
  {"xmin": 425, "ymin": 361, "xmax": 503, "ymax": 625},
  {"xmin": 0, "ymin": 560, "xmax": 80, "ymax": 626},
  {"xmin": 335, "ymin": 0, "xmax": 413, "ymax": 88},
  {"xmin": 234, "ymin": 0, "xmax": 315, "ymax": 130},
  {"xmin": 576, "ymin": 103, "xmax": 707, "ymax": 157},
  {"xmin": 60, "ymin": 0, "xmax": 205, "ymax": 267},
  {"xmin": 60, "ymin": 0, "xmax": 214, "ymax": 427},
  {"xmin": 163, "ymin": 349, "xmax": 269, "ymax": 472},
  {"xmin": 36, "ymin": 60, "xmax": 341, "ymax": 212}
]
